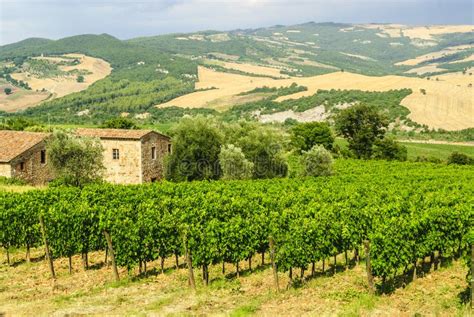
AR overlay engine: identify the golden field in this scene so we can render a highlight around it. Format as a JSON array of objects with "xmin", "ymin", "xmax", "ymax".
[
  {"xmin": 157, "ymin": 66, "xmax": 474, "ymax": 131},
  {"xmin": 0, "ymin": 54, "xmax": 111, "ymax": 112}
]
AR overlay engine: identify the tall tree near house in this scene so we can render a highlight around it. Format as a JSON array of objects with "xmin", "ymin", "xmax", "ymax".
[
  {"xmin": 335, "ymin": 104, "xmax": 388, "ymax": 159},
  {"xmin": 165, "ymin": 116, "xmax": 223, "ymax": 181},
  {"xmin": 47, "ymin": 131, "xmax": 105, "ymax": 187}
]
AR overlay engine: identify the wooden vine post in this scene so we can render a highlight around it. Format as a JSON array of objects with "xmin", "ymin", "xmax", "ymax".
[
  {"xmin": 183, "ymin": 233, "xmax": 196, "ymax": 290},
  {"xmin": 103, "ymin": 230, "xmax": 120, "ymax": 282},
  {"xmin": 471, "ymin": 243, "xmax": 473, "ymax": 309},
  {"xmin": 269, "ymin": 236, "xmax": 279, "ymax": 291},
  {"xmin": 363, "ymin": 240, "xmax": 375, "ymax": 294},
  {"xmin": 39, "ymin": 215, "xmax": 55, "ymax": 280}
]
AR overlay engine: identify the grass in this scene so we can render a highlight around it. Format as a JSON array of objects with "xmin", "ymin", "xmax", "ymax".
[
  {"xmin": 0, "ymin": 248, "xmax": 470, "ymax": 316},
  {"xmin": 402, "ymin": 142, "xmax": 474, "ymax": 161},
  {"xmin": 334, "ymin": 138, "xmax": 474, "ymax": 161}
]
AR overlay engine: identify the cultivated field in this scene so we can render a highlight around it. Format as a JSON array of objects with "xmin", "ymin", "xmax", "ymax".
[
  {"xmin": 157, "ymin": 66, "xmax": 474, "ymax": 130},
  {"xmin": 1, "ymin": 54, "xmax": 111, "ymax": 112},
  {"xmin": 361, "ymin": 24, "xmax": 474, "ymax": 41},
  {"xmin": 396, "ymin": 44, "xmax": 474, "ymax": 66}
]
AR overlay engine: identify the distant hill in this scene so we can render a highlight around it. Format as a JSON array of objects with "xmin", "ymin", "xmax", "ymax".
[{"xmin": 0, "ymin": 22, "xmax": 472, "ymax": 129}]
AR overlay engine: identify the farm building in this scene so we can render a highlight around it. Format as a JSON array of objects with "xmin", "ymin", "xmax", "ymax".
[
  {"xmin": 0, "ymin": 130, "xmax": 53, "ymax": 185},
  {"xmin": 75, "ymin": 128, "xmax": 171, "ymax": 184}
]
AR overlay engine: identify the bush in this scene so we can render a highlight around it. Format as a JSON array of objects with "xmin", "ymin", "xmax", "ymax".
[
  {"xmin": 219, "ymin": 144, "xmax": 254, "ymax": 180},
  {"xmin": 300, "ymin": 145, "xmax": 334, "ymax": 177},
  {"xmin": 291, "ymin": 122, "xmax": 334, "ymax": 153},
  {"xmin": 101, "ymin": 117, "xmax": 138, "ymax": 129},
  {"xmin": 415, "ymin": 156, "xmax": 443, "ymax": 164},
  {"xmin": 373, "ymin": 137, "xmax": 407, "ymax": 161},
  {"xmin": 447, "ymin": 152, "xmax": 473, "ymax": 165},
  {"xmin": 0, "ymin": 176, "xmax": 27, "ymax": 186}
]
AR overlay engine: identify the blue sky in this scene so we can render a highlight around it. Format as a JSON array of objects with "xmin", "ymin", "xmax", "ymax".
[{"xmin": 0, "ymin": 0, "xmax": 472, "ymax": 45}]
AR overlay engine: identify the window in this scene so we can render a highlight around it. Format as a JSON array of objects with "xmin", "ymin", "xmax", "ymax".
[
  {"xmin": 19, "ymin": 162, "xmax": 25, "ymax": 171},
  {"xmin": 112, "ymin": 149, "xmax": 120, "ymax": 160},
  {"xmin": 40, "ymin": 150, "xmax": 46, "ymax": 164},
  {"xmin": 167, "ymin": 144, "xmax": 172, "ymax": 153},
  {"xmin": 151, "ymin": 147, "xmax": 156, "ymax": 160}
]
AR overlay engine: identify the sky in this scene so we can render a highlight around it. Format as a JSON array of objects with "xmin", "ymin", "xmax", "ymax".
[{"xmin": 0, "ymin": 0, "xmax": 473, "ymax": 45}]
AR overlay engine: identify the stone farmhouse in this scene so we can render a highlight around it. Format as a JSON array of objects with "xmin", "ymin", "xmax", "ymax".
[
  {"xmin": 75, "ymin": 128, "xmax": 171, "ymax": 184},
  {"xmin": 0, "ymin": 128, "xmax": 171, "ymax": 185},
  {"xmin": 0, "ymin": 130, "xmax": 53, "ymax": 185}
]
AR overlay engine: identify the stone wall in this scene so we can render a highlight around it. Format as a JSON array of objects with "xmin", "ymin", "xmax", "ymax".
[
  {"xmin": 100, "ymin": 139, "xmax": 142, "ymax": 184},
  {"xmin": 141, "ymin": 133, "xmax": 171, "ymax": 182},
  {"xmin": 10, "ymin": 142, "xmax": 53, "ymax": 185},
  {"xmin": 0, "ymin": 163, "xmax": 12, "ymax": 178}
]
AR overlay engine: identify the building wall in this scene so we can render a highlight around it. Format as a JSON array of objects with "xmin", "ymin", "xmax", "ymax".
[
  {"xmin": 0, "ymin": 163, "xmax": 12, "ymax": 178},
  {"xmin": 10, "ymin": 142, "xmax": 53, "ymax": 185},
  {"xmin": 141, "ymin": 134, "xmax": 171, "ymax": 182},
  {"xmin": 101, "ymin": 139, "xmax": 142, "ymax": 184}
]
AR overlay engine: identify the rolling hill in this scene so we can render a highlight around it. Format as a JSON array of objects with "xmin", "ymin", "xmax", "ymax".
[{"xmin": 0, "ymin": 23, "xmax": 473, "ymax": 131}]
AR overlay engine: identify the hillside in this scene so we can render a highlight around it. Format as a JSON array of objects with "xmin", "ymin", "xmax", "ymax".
[{"xmin": 0, "ymin": 23, "xmax": 473, "ymax": 131}]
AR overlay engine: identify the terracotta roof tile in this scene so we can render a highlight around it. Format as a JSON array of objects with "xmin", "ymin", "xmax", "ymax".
[
  {"xmin": 0, "ymin": 130, "xmax": 50, "ymax": 163},
  {"xmin": 75, "ymin": 128, "xmax": 169, "ymax": 140}
]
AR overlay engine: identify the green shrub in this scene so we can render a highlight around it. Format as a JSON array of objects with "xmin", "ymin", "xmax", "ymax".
[
  {"xmin": 219, "ymin": 144, "xmax": 254, "ymax": 180},
  {"xmin": 373, "ymin": 137, "xmax": 407, "ymax": 161},
  {"xmin": 300, "ymin": 145, "xmax": 334, "ymax": 177},
  {"xmin": 447, "ymin": 152, "xmax": 473, "ymax": 165}
]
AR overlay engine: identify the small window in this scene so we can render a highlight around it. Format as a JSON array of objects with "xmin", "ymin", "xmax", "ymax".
[
  {"xmin": 20, "ymin": 162, "xmax": 25, "ymax": 171},
  {"xmin": 151, "ymin": 147, "xmax": 156, "ymax": 160},
  {"xmin": 112, "ymin": 149, "xmax": 120, "ymax": 160},
  {"xmin": 40, "ymin": 150, "xmax": 46, "ymax": 164},
  {"xmin": 167, "ymin": 144, "xmax": 172, "ymax": 153}
]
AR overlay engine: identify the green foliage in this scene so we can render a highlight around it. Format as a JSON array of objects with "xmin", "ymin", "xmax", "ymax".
[
  {"xmin": 238, "ymin": 83, "xmax": 307, "ymax": 97},
  {"xmin": 1, "ymin": 159, "xmax": 472, "ymax": 290},
  {"xmin": 0, "ymin": 117, "xmax": 39, "ymax": 131},
  {"xmin": 225, "ymin": 122, "xmax": 288, "ymax": 179},
  {"xmin": 0, "ymin": 176, "xmax": 27, "ymax": 186},
  {"xmin": 291, "ymin": 122, "xmax": 334, "ymax": 153},
  {"xmin": 165, "ymin": 116, "xmax": 223, "ymax": 181},
  {"xmin": 4, "ymin": 87, "xmax": 12, "ymax": 95},
  {"xmin": 22, "ymin": 77, "xmax": 194, "ymax": 124},
  {"xmin": 373, "ymin": 137, "xmax": 408, "ymax": 161},
  {"xmin": 47, "ymin": 131, "xmax": 105, "ymax": 187},
  {"xmin": 300, "ymin": 145, "xmax": 334, "ymax": 176},
  {"xmin": 447, "ymin": 152, "xmax": 473, "ymax": 165},
  {"xmin": 219, "ymin": 144, "xmax": 254, "ymax": 180},
  {"xmin": 76, "ymin": 75, "xmax": 85, "ymax": 83},
  {"xmin": 335, "ymin": 104, "xmax": 388, "ymax": 159},
  {"xmin": 101, "ymin": 117, "xmax": 138, "ymax": 129}
]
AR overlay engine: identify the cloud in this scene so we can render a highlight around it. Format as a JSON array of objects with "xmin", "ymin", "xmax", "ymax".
[{"xmin": 0, "ymin": 0, "xmax": 472, "ymax": 45}]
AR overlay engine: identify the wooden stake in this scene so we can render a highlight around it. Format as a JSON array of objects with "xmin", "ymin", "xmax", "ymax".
[
  {"xmin": 26, "ymin": 244, "xmax": 31, "ymax": 263},
  {"xmin": 39, "ymin": 215, "xmax": 55, "ymax": 280},
  {"xmin": 68, "ymin": 256, "xmax": 73, "ymax": 275},
  {"xmin": 363, "ymin": 240, "xmax": 374, "ymax": 294},
  {"xmin": 269, "ymin": 236, "xmax": 279, "ymax": 291},
  {"xmin": 5, "ymin": 247, "xmax": 10, "ymax": 266},
  {"xmin": 103, "ymin": 230, "xmax": 119, "ymax": 282},
  {"xmin": 184, "ymin": 240, "xmax": 195, "ymax": 290}
]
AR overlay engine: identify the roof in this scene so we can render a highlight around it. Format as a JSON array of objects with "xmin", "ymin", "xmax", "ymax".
[
  {"xmin": 75, "ymin": 128, "xmax": 170, "ymax": 140},
  {"xmin": 0, "ymin": 130, "xmax": 51, "ymax": 163}
]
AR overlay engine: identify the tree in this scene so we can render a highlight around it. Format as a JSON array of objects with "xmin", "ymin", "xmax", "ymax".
[
  {"xmin": 447, "ymin": 152, "xmax": 473, "ymax": 165},
  {"xmin": 300, "ymin": 145, "xmax": 334, "ymax": 177},
  {"xmin": 335, "ymin": 104, "xmax": 388, "ymax": 159},
  {"xmin": 165, "ymin": 116, "xmax": 223, "ymax": 182},
  {"xmin": 76, "ymin": 75, "xmax": 85, "ymax": 83},
  {"xmin": 227, "ymin": 122, "xmax": 288, "ymax": 179},
  {"xmin": 291, "ymin": 122, "xmax": 334, "ymax": 153},
  {"xmin": 47, "ymin": 131, "xmax": 105, "ymax": 187},
  {"xmin": 372, "ymin": 137, "xmax": 407, "ymax": 161},
  {"xmin": 101, "ymin": 117, "xmax": 138, "ymax": 129},
  {"xmin": 219, "ymin": 144, "xmax": 254, "ymax": 180},
  {"xmin": 4, "ymin": 87, "xmax": 12, "ymax": 95}
]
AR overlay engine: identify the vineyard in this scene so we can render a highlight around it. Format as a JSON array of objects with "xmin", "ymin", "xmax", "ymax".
[{"xmin": 1, "ymin": 160, "xmax": 473, "ymax": 305}]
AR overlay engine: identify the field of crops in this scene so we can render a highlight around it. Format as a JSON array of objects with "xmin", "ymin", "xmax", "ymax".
[{"xmin": 1, "ymin": 159, "xmax": 472, "ymax": 296}]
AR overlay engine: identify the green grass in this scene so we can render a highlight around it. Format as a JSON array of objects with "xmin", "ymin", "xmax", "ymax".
[
  {"xmin": 334, "ymin": 138, "xmax": 474, "ymax": 161},
  {"xmin": 402, "ymin": 142, "xmax": 474, "ymax": 161}
]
